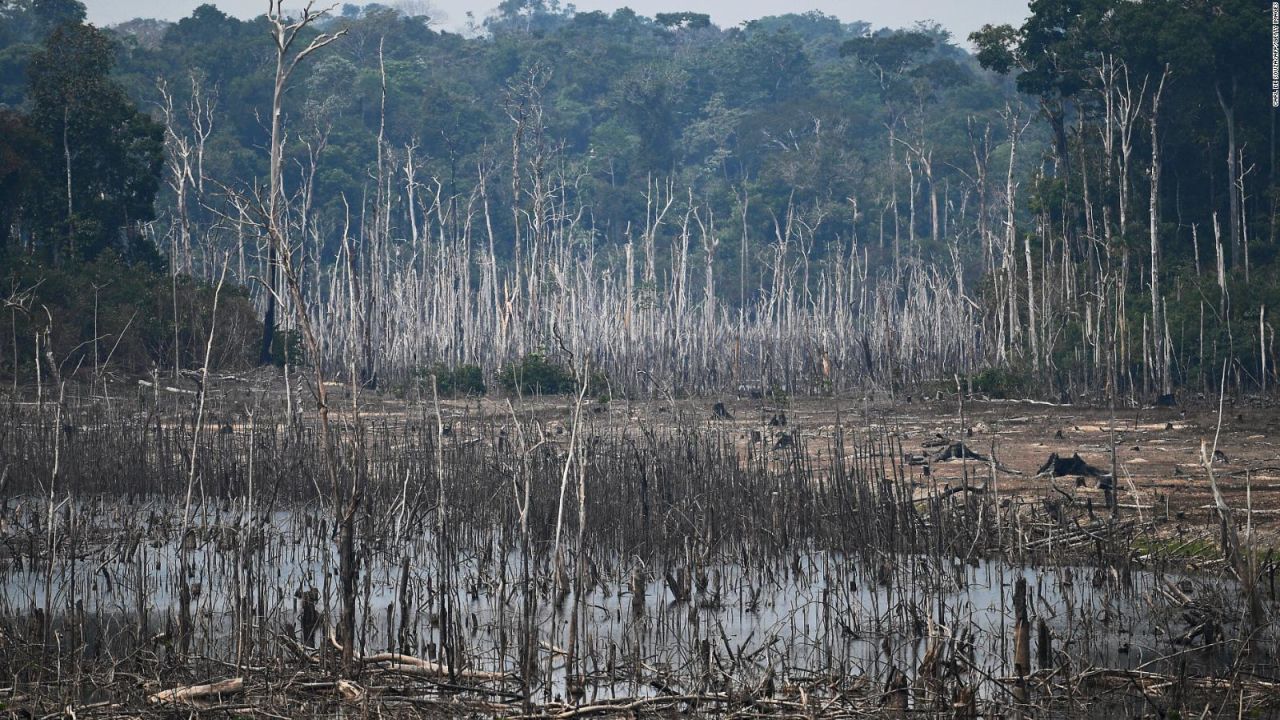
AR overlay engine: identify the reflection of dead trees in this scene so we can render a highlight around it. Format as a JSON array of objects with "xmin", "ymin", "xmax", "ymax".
[
  {"xmin": 664, "ymin": 567, "xmax": 692, "ymax": 603},
  {"xmin": 297, "ymin": 587, "xmax": 320, "ymax": 646},
  {"xmin": 1011, "ymin": 576, "xmax": 1030, "ymax": 707},
  {"xmin": 882, "ymin": 667, "xmax": 908, "ymax": 711},
  {"xmin": 630, "ymin": 565, "xmax": 646, "ymax": 614},
  {"xmin": 895, "ymin": 618, "xmax": 982, "ymax": 715}
]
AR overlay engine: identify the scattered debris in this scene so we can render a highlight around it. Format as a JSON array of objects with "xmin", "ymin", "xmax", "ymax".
[
  {"xmin": 922, "ymin": 433, "xmax": 950, "ymax": 449},
  {"xmin": 336, "ymin": 679, "xmax": 365, "ymax": 701}
]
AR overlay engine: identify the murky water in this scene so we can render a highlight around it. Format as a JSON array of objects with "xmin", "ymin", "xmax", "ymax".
[{"xmin": 0, "ymin": 494, "xmax": 1258, "ymax": 704}]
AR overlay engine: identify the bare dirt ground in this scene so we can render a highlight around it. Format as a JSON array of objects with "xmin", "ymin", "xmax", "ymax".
[
  {"xmin": 303, "ymin": 382, "xmax": 1280, "ymax": 549},
  {"xmin": 149, "ymin": 368, "xmax": 1280, "ymax": 552},
  {"xmin": 860, "ymin": 396, "xmax": 1280, "ymax": 541}
]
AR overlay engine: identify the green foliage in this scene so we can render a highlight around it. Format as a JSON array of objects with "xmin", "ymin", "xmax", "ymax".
[
  {"xmin": 497, "ymin": 353, "xmax": 608, "ymax": 396},
  {"xmin": 1162, "ymin": 265, "xmax": 1280, "ymax": 387},
  {"xmin": 3, "ymin": 20, "xmax": 164, "ymax": 267},
  {"xmin": 69, "ymin": 2, "xmax": 1017, "ymax": 268},
  {"xmin": 0, "ymin": 7, "xmax": 254, "ymax": 382},
  {"xmin": 1132, "ymin": 536, "xmax": 1219, "ymax": 560},
  {"xmin": 967, "ymin": 0, "xmax": 1273, "ymax": 394},
  {"xmin": 0, "ymin": 255, "xmax": 261, "ymax": 381},
  {"xmin": 270, "ymin": 329, "xmax": 306, "ymax": 368},
  {"xmin": 415, "ymin": 363, "xmax": 487, "ymax": 397},
  {"xmin": 655, "ymin": 12, "xmax": 709, "ymax": 30},
  {"xmin": 0, "ymin": 0, "xmax": 1268, "ymax": 398},
  {"xmin": 840, "ymin": 31, "xmax": 934, "ymax": 77},
  {"xmin": 498, "ymin": 353, "xmax": 577, "ymax": 395},
  {"xmin": 968, "ymin": 366, "xmax": 1035, "ymax": 400}
]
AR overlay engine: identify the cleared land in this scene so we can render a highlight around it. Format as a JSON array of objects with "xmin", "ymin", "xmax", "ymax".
[{"xmin": 0, "ymin": 382, "xmax": 1276, "ymax": 717}]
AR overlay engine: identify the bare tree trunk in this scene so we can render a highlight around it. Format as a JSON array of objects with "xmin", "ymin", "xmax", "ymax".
[
  {"xmin": 62, "ymin": 107, "xmax": 73, "ymax": 262},
  {"xmin": 1216, "ymin": 79, "xmax": 1241, "ymax": 267},
  {"xmin": 259, "ymin": 0, "xmax": 349, "ymax": 669},
  {"xmin": 259, "ymin": 1, "xmax": 344, "ymax": 366},
  {"xmin": 1149, "ymin": 66, "xmax": 1171, "ymax": 396}
]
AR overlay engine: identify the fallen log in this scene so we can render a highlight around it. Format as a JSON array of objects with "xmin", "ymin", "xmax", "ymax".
[
  {"xmin": 148, "ymin": 678, "xmax": 244, "ymax": 705},
  {"xmin": 137, "ymin": 379, "xmax": 197, "ymax": 396},
  {"xmin": 361, "ymin": 652, "xmax": 509, "ymax": 683}
]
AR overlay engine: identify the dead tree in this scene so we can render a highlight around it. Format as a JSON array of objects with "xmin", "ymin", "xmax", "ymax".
[
  {"xmin": 1148, "ymin": 65, "xmax": 1171, "ymax": 396},
  {"xmin": 259, "ymin": 0, "xmax": 346, "ymax": 366}
]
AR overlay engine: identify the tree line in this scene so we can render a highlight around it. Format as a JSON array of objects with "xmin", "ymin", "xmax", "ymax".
[{"xmin": 0, "ymin": 0, "xmax": 1273, "ymax": 400}]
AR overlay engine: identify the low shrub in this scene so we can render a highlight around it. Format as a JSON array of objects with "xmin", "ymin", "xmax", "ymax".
[
  {"xmin": 498, "ymin": 353, "xmax": 576, "ymax": 395},
  {"xmin": 968, "ymin": 366, "xmax": 1035, "ymax": 399},
  {"xmin": 415, "ymin": 363, "xmax": 487, "ymax": 397},
  {"xmin": 497, "ymin": 353, "xmax": 609, "ymax": 396}
]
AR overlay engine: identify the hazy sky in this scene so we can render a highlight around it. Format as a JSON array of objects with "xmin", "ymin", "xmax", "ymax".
[{"xmin": 83, "ymin": 0, "xmax": 1030, "ymax": 44}]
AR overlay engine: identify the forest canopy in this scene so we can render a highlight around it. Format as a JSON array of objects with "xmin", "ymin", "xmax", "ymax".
[{"xmin": 0, "ymin": 0, "xmax": 1274, "ymax": 399}]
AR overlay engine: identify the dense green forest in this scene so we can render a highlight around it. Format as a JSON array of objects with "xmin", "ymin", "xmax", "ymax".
[{"xmin": 0, "ymin": 0, "xmax": 1273, "ymax": 400}]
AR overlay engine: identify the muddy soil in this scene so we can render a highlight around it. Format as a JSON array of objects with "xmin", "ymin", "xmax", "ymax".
[
  {"xmin": 382, "ymin": 390, "xmax": 1280, "ymax": 546},
  {"xmin": 126, "ymin": 372, "xmax": 1280, "ymax": 544}
]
